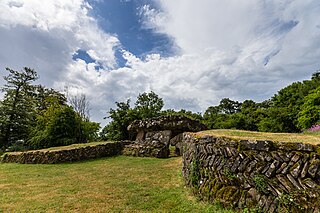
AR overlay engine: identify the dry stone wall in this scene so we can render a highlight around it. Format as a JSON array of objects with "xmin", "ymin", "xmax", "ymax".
[
  {"xmin": 123, "ymin": 130, "xmax": 172, "ymax": 158},
  {"xmin": 182, "ymin": 133, "xmax": 320, "ymax": 212},
  {"xmin": 1, "ymin": 141, "xmax": 132, "ymax": 164}
]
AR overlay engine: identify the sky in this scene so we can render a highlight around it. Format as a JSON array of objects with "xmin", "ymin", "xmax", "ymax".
[{"xmin": 0, "ymin": 0, "xmax": 320, "ymax": 127}]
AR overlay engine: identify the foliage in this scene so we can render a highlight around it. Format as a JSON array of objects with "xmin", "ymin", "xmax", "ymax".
[
  {"xmin": 0, "ymin": 67, "xmax": 38, "ymax": 149},
  {"xmin": 0, "ymin": 67, "xmax": 99, "ymax": 150},
  {"xmin": 253, "ymin": 174, "xmax": 268, "ymax": 194},
  {"xmin": 101, "ymin": 100, "xmax": 138, "ymax": 141},
  {"xmin": 202, "ymin": 71, "xmax": 320, "ymax": 133},
  {"xmin": 101, "ymin": 91, "xmax": 164, "ymax": 141},
  {"xmin": 161, "ymin": 109, "xmax": 203, "ymax": 122},
  {"xmin": 297, "ymin": 87, "xmax": 320, "ymax": 129},
  {"xmin": 134, "ymin": 91, "xmax": 164, "ymax": 118},
  {"xmin": 29, "ymin": 105, "xmax": 79, "ymax": 149}
]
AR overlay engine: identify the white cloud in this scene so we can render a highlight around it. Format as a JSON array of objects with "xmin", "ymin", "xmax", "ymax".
[
  {"xmin": 0, "ymin": 0, "xmax": 120, "ymax": 125},
  {"xmin": 138, "ymin": 0, "xmax": 320, "ymax": 97},
  {"xmin": 1, "ymin": 0, "xmax": 320, "ymax": 127}
]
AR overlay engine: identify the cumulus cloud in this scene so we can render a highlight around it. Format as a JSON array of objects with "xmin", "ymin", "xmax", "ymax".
[
  {"xmin": 1, "ymin": 0, "xmax": 320, "ymax": 126},
  {"xmin": 0, "ymin": 0, "xmax": 120, "ymax": 124},
  {"xmin": 137, "ymin": 0, "xmax": 320, "ymax": 101},
  {"xmin": 0, "ymin": 0, "xmax": 119, "ymax": 80}
]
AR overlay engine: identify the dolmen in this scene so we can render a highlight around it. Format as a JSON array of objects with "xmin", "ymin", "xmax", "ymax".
[{"xmin": 123, "ymin": 115, "xmax": 207, "ymax": 158}]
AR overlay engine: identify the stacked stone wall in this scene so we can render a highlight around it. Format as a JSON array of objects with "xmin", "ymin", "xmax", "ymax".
[
  {"xmin": 1, "ymin": 141, "xmax": 132, "ymax": 164},
  {"xmin": 123, "ymin": 130, "xmax": 171, "ymax": 158},
  {"xmin": 182, "ymin": 133, "xmax": 320, "ymax": 212}
]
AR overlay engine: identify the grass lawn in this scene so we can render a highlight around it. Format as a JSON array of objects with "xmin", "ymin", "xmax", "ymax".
[
  {"xmin": 0, "ymin": 156, "xmax": 232, "ymax": 212},
  {"xmin": 196, "ymin": 129, "xmax": 320, "ymax": 145}
]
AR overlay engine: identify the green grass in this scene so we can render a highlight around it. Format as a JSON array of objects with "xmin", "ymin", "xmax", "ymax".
[
  {"xmin": 0, "ymin": 156, "xmax": 232, "ymax": 212},
  {"xmin": 195, "ymin": 129, "xmax": 320, "ymax": 145}
]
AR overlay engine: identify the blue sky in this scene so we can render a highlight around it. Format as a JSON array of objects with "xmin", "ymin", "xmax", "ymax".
[
  {"xmin": 74, "ymin": 0, "xmax": 176, "ymax": 68},
  {"xmin": 0, "ymin": 0, "xmax": 320, "ymax": 126}
]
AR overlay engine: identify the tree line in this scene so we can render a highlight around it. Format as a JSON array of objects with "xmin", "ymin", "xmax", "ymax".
[
  {"xmin": 1, "ymin": 67, "xmax": 320, "ymax": 151},
  {"xmin": 101, "ymin": 71, "xmax": 320, "ymax": 141},
  {"xmin": 0, "ymin": 67, "xmax": 99, "ymax": 152}
]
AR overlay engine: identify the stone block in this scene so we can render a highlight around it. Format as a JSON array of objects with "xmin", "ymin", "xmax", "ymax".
[
  {"xmin": 265, "ymin": 160, "xmax": 279, "ymax": 178},
  {"xmin": 290, "ymin": 160, "xmax": 303, "ymax": 178},
  {"xmin": 239, "ymin": 140, "xmax": 273, "ymax": 151},
  {"xmin": 308, "ymin": 159, "xmax": 320, "ymax": 178}
]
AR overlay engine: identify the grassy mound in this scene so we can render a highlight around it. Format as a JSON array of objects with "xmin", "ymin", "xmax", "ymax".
[
  {"xmin": 0, "ymin": 156, "xmax": 232, "ymax": 212},
  {"xmin": 195, "ymin": 129, "xmax": 320, "ymax": 145}
]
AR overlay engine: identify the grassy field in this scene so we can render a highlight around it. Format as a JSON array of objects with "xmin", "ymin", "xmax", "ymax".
[
  {"xmin": 0, "ymin": 155, "xmax": 232, "ymax": 212},
  {"xmin": 196, "ymin": 129, "xmax": 320, "ymax": 145}
]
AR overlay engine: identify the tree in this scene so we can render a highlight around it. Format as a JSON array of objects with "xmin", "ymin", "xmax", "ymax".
[
  {"xmin": 28, "ymin": 105, "xmax": 80, "ymax": 149},
  {"xmin": 219, "ymin": 98, "xmax": 241, "ymax": 114},
  {"xmin": 101, "ymin": 91, "xmax": 165, "ymax": 141},
  {"xmin": 66, "ymin": 92, "xmax": 91, "ymax": 121},
  {"xmin": 268, "ymin": 72, "xmax": 320, "ymax": 132},
  {"xmin": 162, "ymin": 109, "xmax": 203, "ymax": 121},
  {"xmin": 135, "ymin": 91, "xmax": 164, "ymax": 118},
  {"xmin": 28, "ymin": 89, "xmax": 100, "ymax": 149},
  {"xmin": 0, "ymin": 67, "xmax": 38, "ymax": 149},
  {"xmin": 297, "ymin": 87, "xmax": 320, "ymax": 129},
  {"xmin": 34, "ymin": 85, "xmax": 67, "ymax": 112},
  {"xmin": 101, "ymin": 99, "xmax": 138, "ymax": 141}
]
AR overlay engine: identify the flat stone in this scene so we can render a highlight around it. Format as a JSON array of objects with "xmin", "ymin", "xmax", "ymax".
[
  {"xmin": 267, "ymin": 181, "xmax": 282, "ymax": 196},
  {"xmin": 276, "ymin": 162, "xmax": 288, "ymax": 174},
  {"xmin": 271, "ymin": 152, "xmax": 284, "ymax": 162},
  {"xmin": 308, "ymin": 159, "xmax": 320, "ymax": 178},
  {"xmin": 239, "ymin": 140, "xmax": 273, "ymax": 151},
  {"xmin": 246, "ymin": 160, "xmax": 257, "ymax": 173},
  {"xmin": 238, "ymin": 157, "xmax": 251, "ymax": 172},
  {"xmin": 290, "ymin": 160, "xmax": 303, "ymax": 178},
  {"xmin": 230, "ymin": 157, "xmax": 241, "ymax": 172},
  {"xmin": 286, "ymin": 173, "xmax": 302, "ymax": 190},
  {"xmin": 128, "ymin": 115, "xmax": 207, "ymax": 133},
  {"xmin": 265, "ymin": 160, "xmax": 280, "ymax": 178},
  {"xmin": 298, "ymin": 178, "xmax": 308, "ymax": 190},
  {"xmin": 291, "ymin": 153, "xmax": 301, "ymax": 163},
  {"xmin": 276, "ymin": 174, "xmax": 294, "ymax": 193},
  {"xmin": 301, "ymin": 162, "xmax": 309, "ymax": 178},
  {"xmin": 303, "ymin": 178, "xmax": 318, "ymax": 188},
  {"xmin": 277, "ymin": 152, "xmax": 290, "ymax": 162},
  {"xmin": 281, "ymin": 161, "xmax": 294, "ymax": 174}
]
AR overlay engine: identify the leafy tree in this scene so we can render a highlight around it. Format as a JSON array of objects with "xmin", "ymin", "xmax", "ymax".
[
  {"xmin": 0, "ymin": 67, "xmax": 38, "ymax": 149},
  {"xmin": 101, "ymin": 100, "xmax": 138, "ymax": 141},
  {"xmin": 161, "ymin": 109, "xmax": 203, "ymax": 121},
  {"xmin": 203, "ymin": 106, "xmax": 221, "ymax": 129},
  {"xmin": 297, "ymin": 87, "xmax": 320, "ymax": 129},
  {"xmin": 267, "ymin": 71, "xmax": 320, "ymax": 132},
  {"xmin": 219, "ymin": 98, "xmax": 241, "ymax": 114},
  {"xmin": 28, "ymin": 105, "xmax": 80, "ymax": 149},
  {"xmin": 135, "ymin": 91, "xmax": 164, "ymax": 118},
  {"xmin": 29, "ymin": 90, "xmax": 100, "ymax": 149},
  {"xmin": 34, "ymin": 85, "xmax": 67, "ymax": 112},
  {"xmin": 101, "ymin": 91, "xmax": 164, "ymax": 141}
]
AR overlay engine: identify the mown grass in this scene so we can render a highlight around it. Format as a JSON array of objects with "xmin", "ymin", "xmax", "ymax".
[
  {"xmin": 196, "ymin": 129, "xmax": 320, "ymax": 145},
  {"xmin": 0, "ymin": 156, "xmax": 232, "ymax": 212}
]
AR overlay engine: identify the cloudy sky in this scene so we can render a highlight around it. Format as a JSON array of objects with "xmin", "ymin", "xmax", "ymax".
[{"xmin": 0, "ymin": 0, "xmax": 320, "ymax": 126}]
